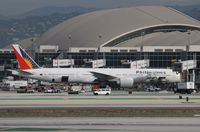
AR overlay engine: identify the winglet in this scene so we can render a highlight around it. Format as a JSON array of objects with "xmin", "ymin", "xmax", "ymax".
[{"xmin": 12, "ymin": 44, "xmax": 40, "ymax": 70}]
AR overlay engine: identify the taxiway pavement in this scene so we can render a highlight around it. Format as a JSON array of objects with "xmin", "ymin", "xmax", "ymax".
[
  {"xmin": 0, "ymin": 117, "xmax": 200, "ymax": 132},
  {"xmin": 0, "ymin": 91, "xmax": 199, "ymax": 108}
]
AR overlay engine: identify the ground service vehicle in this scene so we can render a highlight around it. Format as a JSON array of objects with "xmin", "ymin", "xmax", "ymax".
[
  {"xmin": 4, "ymin": 80, "xmax": 27, "ymax": 89},
  {"xmin": 146, "ymin": 86, "xmax": 161, "ymax": 92},
  {"xmin": 174, "ymin": 82, "xmax": 197, "ymax": 94},
  {"xmin": 93, "ymin": 88, "xmax": 111, "ymax": 95}
]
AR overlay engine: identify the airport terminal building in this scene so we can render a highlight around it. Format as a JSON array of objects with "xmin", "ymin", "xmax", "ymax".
[{"xmin": 1, "ymin": 6, "xmax": 200, "ymax": 83}]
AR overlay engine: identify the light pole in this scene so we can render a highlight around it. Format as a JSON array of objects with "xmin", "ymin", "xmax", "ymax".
[
  {"xmin": 97, "ymin": 34, "xmax": 102, "ymax": 60},
  {"xmin": 141, "ymin": 32, "xmax": 145, "ymax": 44},
  {"xmin": 140, "ymin": 32, "xmax": 145, "ymax": 59},
  {"xmin": 186, "ymin": 30, "xmax": 191, "ymax": 82},
  {"xmin": 187, "ymin": 30, "xmax": 191, "ymax": 43},
  {"xmin": 68, "ymin": 34, "xmax": 72, "ymax": 46}
]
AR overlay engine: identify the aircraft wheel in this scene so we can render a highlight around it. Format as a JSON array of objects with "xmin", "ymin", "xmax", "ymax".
[{"xmin": 94, "ymin": 93, "xmax": 98, "ymax": 95}]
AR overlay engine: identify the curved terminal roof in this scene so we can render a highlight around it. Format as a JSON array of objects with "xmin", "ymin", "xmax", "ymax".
[
  {"xmin": 35, "ymin": 6, "xmax": 200, "ymax": 49},
  {"xmin": 116, "ymin": 30, "xmax": 200, "ymax": 47}
]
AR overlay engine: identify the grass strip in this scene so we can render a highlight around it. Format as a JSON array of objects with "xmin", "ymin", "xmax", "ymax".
[{"xmin": 0, "ymin": 107, "xmax": 200, "ymax": 117}]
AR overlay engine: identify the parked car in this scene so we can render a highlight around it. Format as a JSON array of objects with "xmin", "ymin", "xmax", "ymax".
[
  {"xmin": 26, "ymin": 89, "xmax": 35, "ymax": 93},
  {"xmin": 93, "ymin": 88, "xmax": 111, "ymax": 95},
  {"xmin": 146, "ymin": 86, "xmax": 161, "ymax": 92},
  {"xmin": 53, "ymin": 89, "xmax": 62, "ymax": 93},
  {"xmin": 17, "ymin": 88, "xmax": 27, "ymax": 93},
  {"xmin": 44, "ymin": 89, "xmax": 53, "ymax": 93}
]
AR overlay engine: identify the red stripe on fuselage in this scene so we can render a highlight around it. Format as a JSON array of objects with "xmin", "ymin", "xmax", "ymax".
[{"xmin": 12, "ymin": 47, "xmax": 32, "ymax": 70}]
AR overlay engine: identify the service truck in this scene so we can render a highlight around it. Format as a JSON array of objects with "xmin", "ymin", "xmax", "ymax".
[
  {"xmin": 2, "ymin": 80, "xmax": 28, "ymax": 90},
  {"xmin": 174, "ymin": 82, "xmax": 196, "ymax": 94}
]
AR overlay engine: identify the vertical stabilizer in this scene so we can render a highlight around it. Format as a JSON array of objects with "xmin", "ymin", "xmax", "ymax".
[{"xmin": 12, "ymin": 44, "xmax": 40, "ymax": 70}]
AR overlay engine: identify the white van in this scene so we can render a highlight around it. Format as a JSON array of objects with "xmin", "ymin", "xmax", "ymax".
[{"xmin": 93, "ymin": 88, "xmax": 111, "ymax": 95}]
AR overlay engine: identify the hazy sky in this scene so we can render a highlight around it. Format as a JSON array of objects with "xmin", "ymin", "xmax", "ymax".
[{"xmin": 0, "ymin": 0, "xmax": 200, "ymax": 16}]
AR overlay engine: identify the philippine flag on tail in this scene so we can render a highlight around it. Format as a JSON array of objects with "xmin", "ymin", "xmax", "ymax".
[{"xmin": 12, "ymin": 44, "xmax": 40, "ymax": 70}]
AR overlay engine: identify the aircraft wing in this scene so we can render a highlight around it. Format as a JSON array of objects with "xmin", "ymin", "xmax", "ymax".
[{"xmin": 90, "ymin": 71, "xmax": 117, "ymax": 81}]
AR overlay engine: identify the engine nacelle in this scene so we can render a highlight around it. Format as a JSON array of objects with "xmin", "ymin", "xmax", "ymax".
[
  {"xmin": 117, "ymin": 78, "xmax": 134, "ymax": 88},
  {"xmin": 68, "ymin": 76, "xmax": 96, "ymax": 83},
  {"xmin": 159, "ymin": 77, "xmax": 168, "ymax": 83}
]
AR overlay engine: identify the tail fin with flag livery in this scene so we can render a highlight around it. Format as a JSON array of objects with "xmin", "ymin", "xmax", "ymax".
[{"xmin": 12, "ymin": 44, "xmax": 40, "ymax": 70}]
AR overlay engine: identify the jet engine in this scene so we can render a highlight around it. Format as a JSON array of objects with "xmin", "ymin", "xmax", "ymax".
[{"xmin": 117, "ymin": 78, "xmax": 134, "ymax": 88}]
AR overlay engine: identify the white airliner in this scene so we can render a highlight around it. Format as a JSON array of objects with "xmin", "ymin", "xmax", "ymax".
[{"xmin": 12, "ymin": 44, "xmax": 181, "ymax": 88}]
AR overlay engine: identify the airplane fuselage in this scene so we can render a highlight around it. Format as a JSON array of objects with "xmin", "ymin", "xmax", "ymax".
[
  {"xmin": 17, "ymin": 68, "xmax": 181, "ymax": 88},
  {"xmin": 12, "ymin": 44, "xmax": 181, "ymax": 88}
]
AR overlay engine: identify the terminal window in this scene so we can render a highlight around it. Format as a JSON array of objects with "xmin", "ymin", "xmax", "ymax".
[
  {"xmin": 155, "ymin": 49, "xmax": 163, "ymax": 52},
  {"xmin": 120, "ymin": 50, "xmax": 128, "ymax": 53},
  {"xmin": 110, "ymin": 50, "xmax": 118, "ymax": 53},
  {"xmin": 165, "ymin": 49, "xmax": 173, "ymax": 52}
]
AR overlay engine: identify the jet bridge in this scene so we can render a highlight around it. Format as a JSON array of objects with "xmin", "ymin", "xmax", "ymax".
[
  {"xmin": 173, "ymin": 60, "xmax": 196, "ymax": 82},
  {"xmin": 84, "ymin": 59, "xmax": 106, "ymax": 68},
  {"xmin": 53, "ymin": 59, "xmax": 74, "ymax": 68},
  {"xmin": 173, "ymin": 60, "xmax": 197, "ymax": 94},
  {"xmin": 121, "ymin": 59, "xmax": 149, "ymax": 69}
]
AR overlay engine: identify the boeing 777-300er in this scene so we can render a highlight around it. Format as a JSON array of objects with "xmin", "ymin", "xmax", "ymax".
[{"xmin": 11, "ymin": 44, "xmax": 181, "ymax": 88}]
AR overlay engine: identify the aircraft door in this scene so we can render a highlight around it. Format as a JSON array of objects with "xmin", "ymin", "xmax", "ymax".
[{"xmin": 61, "ymin": 76, "xmax": 69, "ymax": 83}]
